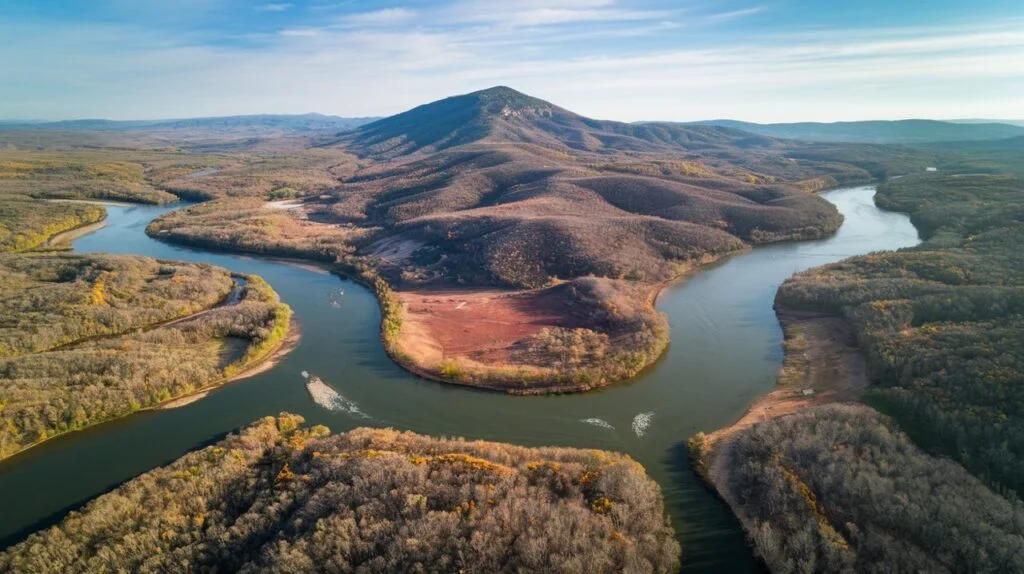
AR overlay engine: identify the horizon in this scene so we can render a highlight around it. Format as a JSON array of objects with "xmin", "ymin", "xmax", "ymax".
[
  {"xmin": 1, "ymin": 85, "xmax": 1022, "ymax": 126},
  {"xmin": 1, "ymin": 1, "xmax": 1023, "ymax": 122}
]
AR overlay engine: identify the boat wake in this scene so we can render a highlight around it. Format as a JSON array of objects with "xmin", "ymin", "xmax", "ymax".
[
  {"xmin": 302, "ymin": 372, "xmax": 370, "ymax": 419},
  {"xmin": 631, "ymin": 412, "xmax": 654, "ymax": 437},
  {"xmin": 579, "ymin": 418, "xmax": 615, "ymax": 431},
  {"xmin": 328, "ymin": 289, "xmax": 344, "ymax": 309}
]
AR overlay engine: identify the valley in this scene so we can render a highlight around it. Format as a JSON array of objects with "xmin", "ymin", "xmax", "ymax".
[
  {"xmin": 0, "ymin": 86, "xmax": 1019, "ymax": 571},
  {"xmin": 144, "ymin": 86, "xmax": 938, "ymax": 391}
]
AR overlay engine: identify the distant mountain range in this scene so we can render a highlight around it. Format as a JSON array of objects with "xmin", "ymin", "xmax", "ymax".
[
  {"xmin": 685, "ymin": 119, "xmax": 1024, "ymax": 144},
  {"xmin": 949, "ymin": 119, "xmax": 1024, "ymax": 128},
  {"xmin": 5, "ymin": 107, "xmax": 1022, "ymax": 144},
  {"xmin": 0, "ymin": 114, "xmax": 379, "ymax": 134}
]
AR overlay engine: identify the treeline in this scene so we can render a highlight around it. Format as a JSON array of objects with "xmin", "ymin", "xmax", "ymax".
[
  {"xmin": 0, "ymin": 199, "xmax": 104, "ymax": 253},
  {"xmin": 777, "ymin": 172, "xmax": 1024, "ymax": 497},
  {"xmin": 0, "ymin": 414, "xmax": 681, "ymax": 573},
  {"xmin": 718, "ymin": 405, "xmax": 1024, "ymax": 573},
  {"xmin": 0, "ymin": 154, "xmax": 177, "ymax": 204},
  {"xmin": 0, "ymin": 254, "xmax": 292, "ymax": 459},
  {"xmin": 522, "ymin": 277, "xmax": 669, "ymax": 388}
]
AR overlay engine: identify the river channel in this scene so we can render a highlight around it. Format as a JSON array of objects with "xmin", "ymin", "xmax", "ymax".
[{"xmin": 0, "ymin": 186, "xmax": 919, "ymax": 571}]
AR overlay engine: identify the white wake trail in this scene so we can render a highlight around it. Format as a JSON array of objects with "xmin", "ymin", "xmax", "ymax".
[
  {"xmin": 305, "ymin": 374, "xmax": 371, "ymax": 419},
  {"xmin": 632, "ymin": 412, "xmax": 654, "ymax": 437},
  {"xmin": 579, "ymin": 418, "xmax": 615, "ymax": 431}
]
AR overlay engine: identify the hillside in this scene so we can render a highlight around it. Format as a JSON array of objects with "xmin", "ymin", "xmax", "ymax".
[
  {"xmin": 0, "ymin": 414, "xmax": 681, "ymax": 573},
  {"xmin": 151, "ymin": 86, "xmax": 939, "ymax": 391},
  {"xmin": 703, "ymin": 405, "xmax": 1024, "ymax": 572},
  {"xmin": 689, "ymin": 119, "xmax": 1024, "ymax": 144}
]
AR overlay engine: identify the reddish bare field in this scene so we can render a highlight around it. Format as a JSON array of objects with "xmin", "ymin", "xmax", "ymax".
[{"xmin": 397, "ymin": 287, "xmax": 586, "ymax": 368}]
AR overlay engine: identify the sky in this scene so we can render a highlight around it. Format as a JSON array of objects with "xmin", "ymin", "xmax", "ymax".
[{"xmin": 1, "ymin": 0, "xmax": 1022, "ymax": 122}]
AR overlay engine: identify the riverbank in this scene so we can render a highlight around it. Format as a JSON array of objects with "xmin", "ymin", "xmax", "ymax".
[
  {"xmin": 41, "ymin": 216, "xmax": 108, "ymax": 248},
  {"xmin": 0, "ymin": 258, "xmax": 297, "ymax": 462},
  {"xmin": 156, "ymin": 319, "xmax": 301, "ymax": 410},
  {"xmin": 687, "ymin": 182, "xmax": 926, "ymax": 562},
  {"xmin": 384, "ymin": 253, "xmax": 739, "ymax": 395},
  {"xmin": 686, "ymin": 308, "xmax": 872, "ymax": 568},
  {"xmin": 697, "ymin": 308, "xmax": 869, "ymax": 448}
]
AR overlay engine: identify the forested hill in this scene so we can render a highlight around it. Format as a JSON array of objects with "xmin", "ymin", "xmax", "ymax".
[{"xmin": 687, "ymin": 118, "xmax": 1024, "ymax": 144}]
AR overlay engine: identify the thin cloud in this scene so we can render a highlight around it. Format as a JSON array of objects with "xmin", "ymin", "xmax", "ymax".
[
  {"xmin": 0, "ymin": 2, "xmax": 1021, "ymax": 122},
  {"xmin": 704, "ymin": 7, "xmax": 766, "ymax": 24},
  {"xmin": 257, "ymin": 3, "xmax": 293, "ymax": 12},
  {"xmin": 340, "ymin": 8, "xmax": 417, "ymax": 25}
]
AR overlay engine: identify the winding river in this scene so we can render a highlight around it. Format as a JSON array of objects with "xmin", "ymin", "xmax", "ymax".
[{"xmin": 0, "ymin": 186, "xmax": 919, "ymax": 571}]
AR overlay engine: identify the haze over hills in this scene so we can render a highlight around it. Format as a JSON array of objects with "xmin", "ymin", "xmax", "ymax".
[
  {"xmin": 687, "ymin": 119, "xmax": 1024, "ymax": 144},
  {"xmin": 0, "ymin": 114, "xmax": 378, "ymax": 134},
  {"xmin": 950, "ymin": 119, "xmax": 1024, "ymax": 128}
]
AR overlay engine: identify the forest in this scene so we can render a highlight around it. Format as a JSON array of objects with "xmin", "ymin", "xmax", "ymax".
[
  {"xmin": 690, "ymin": 148, "xmax": 1024, "ymax": 570},
  {"xmin": 0, "ymin": 254, "xmax": 292, "ymax": 459},
  {"xmin": 776, "ymin": 171, "xmax": 1024, "ymax": 497},
  {"xmin": 0, "ymin": 153, "xmax": 178, "ymax": 204},
  {"xmin": 719, "ymin": 404, "xmax": 1024, "ymax": 573},
  {"xmin": 0, "ymin": 414, "xmax": 680, "ymax": 573},
  {"xmin": 0, "ymin": 198, "xmax": 104, "ymax": 253}
]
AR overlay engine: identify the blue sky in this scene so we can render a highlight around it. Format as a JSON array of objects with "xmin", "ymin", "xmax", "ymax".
[{"xmin": 1, "ymin": 0, "xmax": 1022, "ymax": 121}]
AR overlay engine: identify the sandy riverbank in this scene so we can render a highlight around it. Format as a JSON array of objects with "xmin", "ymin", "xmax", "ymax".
[
  {"xmin": 43, "ymin": 218, "xmax": 108, "ymax": 247},
  {"xmin": 156, "ymin": 320, "xmax": 301, "ymax": 410},
  {"xmin": 700, "ymin": 308, "xmax": 869, "ymax": 448},
  {"xmin": 688, "ymin": 307, "xmax": 870, "ymax": 561}
]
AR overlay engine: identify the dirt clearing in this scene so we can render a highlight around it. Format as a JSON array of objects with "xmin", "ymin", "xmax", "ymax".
[{"xmin": 397, "ymin": 287, "xmax": 585, "ymax": 368}]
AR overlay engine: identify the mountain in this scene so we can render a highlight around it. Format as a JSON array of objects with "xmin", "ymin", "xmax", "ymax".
[
  {"xmin": 0, "ymin": 114, "xmax": 378, "ymax": 134},
  {"xmin": 324, "ymin": 86, "xmax": 924, "ymax": 291},
  {"xmin": 343, "ymin": 86, "xmax": 778, "ymax": 157},
  {"xmin": 686, "ymin": 119, "xmax": 1024, "ymax": 144},
  {"xmin": 156, "ymin": 85, "xmax": 940, "ymax": 390}
]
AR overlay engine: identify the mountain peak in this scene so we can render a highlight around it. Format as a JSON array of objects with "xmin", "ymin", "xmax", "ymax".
[
  {"xmin": 343, "ymin": 86, "xmax": 568, "ymax": 156},
  {"xmin": 461, "ymin": 86, "xmax": 559, "ymax": 119},
  {"xmin": 342, "ymin": 86, "xmax": 758, "ymax": 158}
]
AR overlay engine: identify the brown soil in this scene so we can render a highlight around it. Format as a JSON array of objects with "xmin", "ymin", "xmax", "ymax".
[
  {"xmin": 397, "ymin": 287, "xmax": 585, "ymax": 368},
  {"xmin": 704, "ymin": 308, "xmax": 868, "ymax": 447}
]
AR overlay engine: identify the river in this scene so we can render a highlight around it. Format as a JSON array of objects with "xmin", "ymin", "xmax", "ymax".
[{"xmin": 0, "ymin": 186, "xmax": 919, "ymax": 571}]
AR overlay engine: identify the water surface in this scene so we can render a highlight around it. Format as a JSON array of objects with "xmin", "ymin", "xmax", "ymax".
[{"xmin": 0, "ymin": 186, "xmax": 919, "ymax": 571}]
